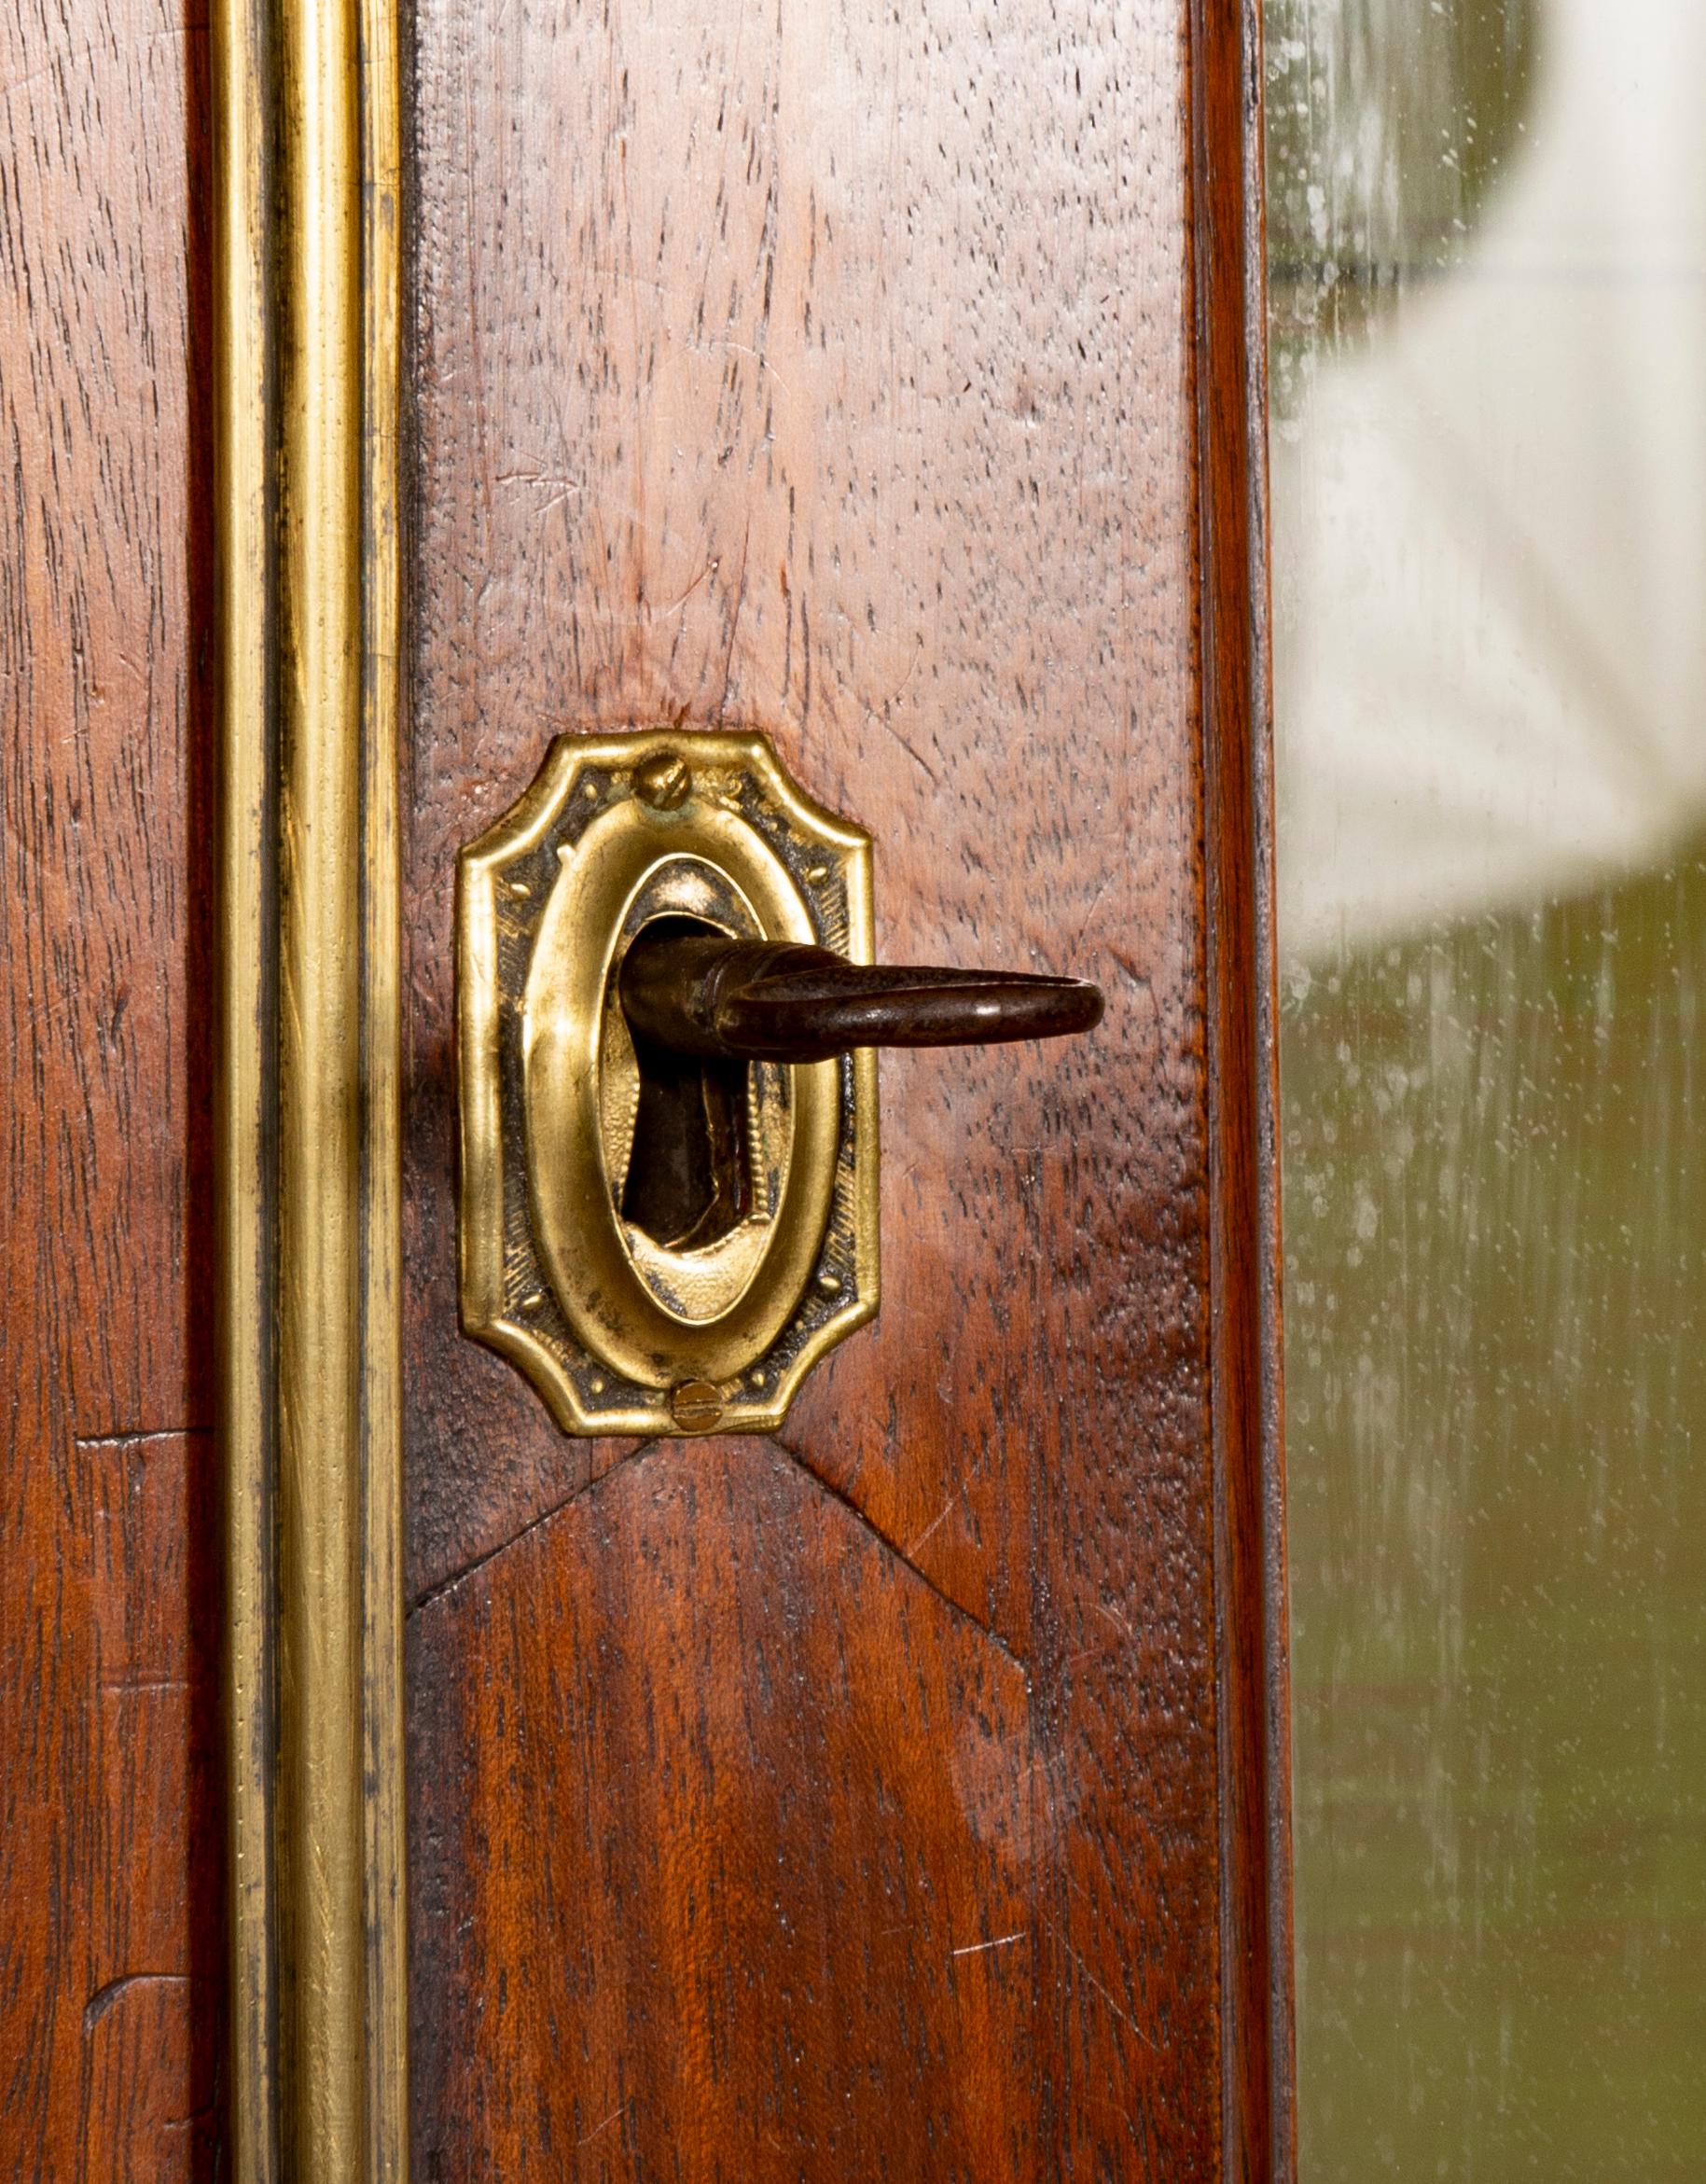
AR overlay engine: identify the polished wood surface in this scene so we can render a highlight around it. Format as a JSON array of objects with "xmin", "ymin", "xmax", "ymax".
[
  {"xmin": 403, "ymin": 0, "xmax": 1282, "ymax": 2175},
  {"xmin": 0, "ymin": 0, "xmax": 223, "ymax": 2171},
  {"xmin": 411, "ymin": 1440, "xmax": 1036, "ymax": 2173}
]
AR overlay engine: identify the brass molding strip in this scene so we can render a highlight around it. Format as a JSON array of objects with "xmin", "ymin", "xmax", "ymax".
[
  {"xmin": 215, "ymin": 0, "xmax": 407, "ymax": 2170},
  {"xmin": 358, "ymin": 0, "xmax": 408, "ymax": 2175},
  {"xmin": 214, "ymin": 0, "xmax": 277, "ymax": 2169}
]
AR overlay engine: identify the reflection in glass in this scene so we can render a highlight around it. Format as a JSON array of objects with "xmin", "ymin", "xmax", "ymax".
[{"xmin": 1267, "ymin": 2, "xmax": 1706, "ymax": 2174}]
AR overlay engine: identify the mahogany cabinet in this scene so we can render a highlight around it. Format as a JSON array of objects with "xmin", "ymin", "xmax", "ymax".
[{"xmin": 0, "ymin": 0, "xmax": 1287, "ymax": 2174}]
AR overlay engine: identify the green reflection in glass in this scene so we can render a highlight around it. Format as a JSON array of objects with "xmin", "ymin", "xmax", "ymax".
[
  {"xmin": 1283, "ymin": 863, "xmax": 1706, "ymax": 2178},
  {"xmin": 1266, "ymin": 0, "xmax": 1538, "ymax": 386}
]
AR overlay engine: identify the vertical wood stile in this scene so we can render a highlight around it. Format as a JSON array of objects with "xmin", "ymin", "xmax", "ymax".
[{"xmin": 1188, "ymin": 0, "xmax": 1296, "ymax": 2177}]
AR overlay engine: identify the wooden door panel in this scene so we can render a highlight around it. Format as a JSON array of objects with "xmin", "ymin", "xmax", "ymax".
[
  {"xmin": 402, "ymin": 0, "xmax": 1259, "ymax": 2174},
  {"xmin": 0, "ymin": 0, "xmax": 223, "ymax": 2170},
  {"xmin": 410, "ymin": 1440, "xmax": 1035, "ymax": 2177}
]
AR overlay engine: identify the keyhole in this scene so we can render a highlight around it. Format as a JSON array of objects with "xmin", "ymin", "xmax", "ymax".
[{"xmin": 619, "ymin": 917, "xmax": 754, "ymax": 1251}]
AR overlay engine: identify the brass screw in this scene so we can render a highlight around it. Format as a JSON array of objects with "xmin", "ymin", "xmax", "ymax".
[
  {"xmin": 634, "ymin": 751, "xmax": 692, "ymax": 811},
  {"xmin": 670, "ymin": 1379, "xmax": 724, "ymax": 1432}
]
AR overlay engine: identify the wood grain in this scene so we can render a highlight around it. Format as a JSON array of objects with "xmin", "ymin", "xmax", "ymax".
[
  {"xmin": 410, "ymin": 1440, "xmax": 1035, "ymax": 2180},
  {"xmin": 0, "ymin": 0, "xmax": 223, "ymax": 2171},
  {"xmin": 403, "ymin": 0, "xmax": 1283, "ymax": 2173}
]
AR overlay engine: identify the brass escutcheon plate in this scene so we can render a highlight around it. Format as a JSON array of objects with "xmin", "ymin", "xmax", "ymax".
[{"xmin": 457, "ymin": 730, "xmax": 880, "ymax": 1435}]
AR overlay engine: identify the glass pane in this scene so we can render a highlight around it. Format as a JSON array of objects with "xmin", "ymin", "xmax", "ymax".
[{"xmin": 1266, "ymin": 3, "xmax": 1706, "ymax": 2175}]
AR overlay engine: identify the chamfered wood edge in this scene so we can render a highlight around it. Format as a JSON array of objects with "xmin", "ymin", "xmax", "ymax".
[
  {"xmin": 215, "ymin": 0, "xmax": 408, "ymax": 2172},
  {"xmin": 1186, "ymin": 1, "xmax": 1297, "ymax": 2178}
]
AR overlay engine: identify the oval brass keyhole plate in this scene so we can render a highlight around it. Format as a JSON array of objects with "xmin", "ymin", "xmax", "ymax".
[{"xmin": 457, "ymin": 730, "xmax": 879, "ymax": 1435}]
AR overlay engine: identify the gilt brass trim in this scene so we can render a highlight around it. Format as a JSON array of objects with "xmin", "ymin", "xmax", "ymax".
[
  {"xmin": 215, "ymin": 0, "xmax": 406, "ymax": 2170},
  {"xmin": 357, "ymin": 0, "xmax": 408, "ymax": 2170},
  {"xmin": 214, "ymin": 0, "xmax": 277, "ymax": 2169},
  {"xmin": 458, "ymin": 731, "xmax": 881, "ymax": 1436}
]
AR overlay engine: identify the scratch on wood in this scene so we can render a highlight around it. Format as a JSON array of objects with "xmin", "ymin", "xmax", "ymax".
[
  {"xmin": 83, "ymin": 1971, "xmax": 189, "ymax": 2038},
  {"xmin": 950, "ymin": 1931, "xmax": 1026, "ymax": 1960}
]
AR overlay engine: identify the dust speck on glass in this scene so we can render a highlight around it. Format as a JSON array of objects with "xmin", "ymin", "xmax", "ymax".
[{"xmin": 1265, "ymin": 0, "xmax": 1706, "ymax": 2175}]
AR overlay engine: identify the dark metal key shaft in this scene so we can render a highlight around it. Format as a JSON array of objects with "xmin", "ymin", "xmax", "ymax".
[{"xmin": 619, "ymin": 934, "xmax": 1103, "ymax": 1064}]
